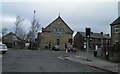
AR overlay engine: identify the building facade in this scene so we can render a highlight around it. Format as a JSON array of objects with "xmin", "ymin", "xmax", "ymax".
[
  {"xmin": 74, "ymin": 32, "xmax": 111, "ymax": 51},
  {"xmin": 110, "ymin": 17, "xmax": 120, "ymax": 44},
  {"xmin": 37, "ymin": 16, "xmax": 73, "ymax": 50},
  {"xmin": 2, "ymin": 32, "xmax": 25, "ymax": 48},
  {"xmin": 109, "ymin": 17, "xmax": 120, "ymax": 62}
]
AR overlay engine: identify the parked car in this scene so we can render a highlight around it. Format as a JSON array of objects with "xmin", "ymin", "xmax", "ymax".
[
  {"xmin": 72, "ymin": 47, "xmax": 78, "ymax": 52},
  {"xmin": 52, "ymin": 45, "xmax": 59, "ymax": 51},
  {"xmin": 68, "ymin": 47, "xmax": 77, "ymax": 52},
  {"xmin": 0, "ymin": 44, "xmax": 8, "ymax": 54}
]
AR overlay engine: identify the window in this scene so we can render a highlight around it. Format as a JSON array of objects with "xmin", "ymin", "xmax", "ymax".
[
  {"xmin": 12, "ymin": 36, "xmax": 17, "ymax": 40},
  {"xmin": 4, "ymin": 37, "xmax": 8, "ymax": 39},
  {"xmin": 53, "ymin": 28, "xmax": 57, "ymax": 34},
  {"xmin": 57, "ymin": 28, "xmax": 60, "ymax": 34},
  {"xmin": 84, "ymin": 45, "xmax": 86, "ymax": 49},
  {"xmin": 52, "ymin": 28, "xmax": 64, "ymax": 35},
  {"xmin": 84, "ymin": 38, "xmax": 86, "ymax": 40},
  {"xmin": 115, "ymin": 26, "xmax": 120, "ymax": 33},
  {"xmin": 60, "ymin": 28, "xmax": 64, "ymax": 35},
  {"xmin": 57, "ymin": 39, "xmax": 60, "ymax": 45},
  {"xmin": 68, "ymin": 38, "xmax": 72, "ymax": 44},
  {"xmin": 98, "ymin": 38, "xmax": 101, "ymax": 41},
  {"xmin": 106, "ymin": 40, "xmax": 108, "ymax": 44}
]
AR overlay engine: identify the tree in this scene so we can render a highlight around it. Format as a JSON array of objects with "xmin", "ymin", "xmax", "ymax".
[
  {"xmin": 28, "ymin": 10, "xmax": 41, "ymax": 50},
  {"xmin": 14, "ymin": 16, "xmax": 26, "ymax": 40},
  {"xmin": 30, "ymin": 10, "xmax": 41, "ymax": 42},
  {"xmin": 29, "ymin": 19, "xmax": 41, "ymax": 41}
]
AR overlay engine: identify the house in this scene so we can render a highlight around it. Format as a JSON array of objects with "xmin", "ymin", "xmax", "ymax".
[
  {"xmin": 110, "ymin": 17, "xmax": 120, "ymax": 44},
  {"xmin": 2, "ymin": 32, "xmax": 25, "ymax": 49},
  {"xmin": 109, "ymin": 17, "xmax": 120, "ymax": 62},
  {"xmin": 74, "ymin": 32, "xmax": 111, "ymax": 51},
  {"xmin": 37, "ymin": 16, "xmax": 73, "ymax": 50}
]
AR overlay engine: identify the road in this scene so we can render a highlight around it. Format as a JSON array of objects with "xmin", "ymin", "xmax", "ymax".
[{"xmin": 2, "ymin": 48, "xmax": 113, "ymax": 73}]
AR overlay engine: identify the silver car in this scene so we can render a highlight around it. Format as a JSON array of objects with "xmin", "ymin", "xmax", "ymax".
[{"xmin": 0, "ymin": 44, "xmax": 8, "ymax": 54}]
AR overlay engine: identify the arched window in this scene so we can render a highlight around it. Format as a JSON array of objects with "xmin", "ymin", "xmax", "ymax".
[
  {"xmin": 53, "ymin": 28, "xmax": 57, "ymax": 34},
  {"xmin": 52, "ymin": 28, "xmax": 64, "ymax": 35}
]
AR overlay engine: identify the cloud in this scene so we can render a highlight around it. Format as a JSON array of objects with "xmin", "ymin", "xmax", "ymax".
[
  {"xmin": 1, "ymin": 2, "xmax": 118, "ymax": 35},
  {"xmin": 0, "ymin": 14, "xmax": 31, "ymax": 33},
  {"xmin": 1, "ymin": 0, "xmax": 120, "ymax": 2}
]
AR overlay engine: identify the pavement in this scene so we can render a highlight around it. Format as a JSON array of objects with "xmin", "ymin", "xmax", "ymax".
[
  {"xmin": 58, "ymin": 51, "xmax": 119, "ymax": 73},
  {"xmin": 0, "ymin": 54, "xmax": 2, "ymax": 74},
  {"xmin": 0, "ymin": 54, "xmax": 2, "ymax": 58}
]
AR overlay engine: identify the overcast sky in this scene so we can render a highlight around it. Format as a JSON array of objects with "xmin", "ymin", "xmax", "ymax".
[{"xmin": 0, "ymin": 0, "xmax": 120, "ymax": 36}]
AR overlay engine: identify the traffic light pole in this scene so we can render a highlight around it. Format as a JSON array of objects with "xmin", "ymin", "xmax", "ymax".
[
  {"xmin": 86, "ymin": 38, "xmax": 89, "ymax": 61},
  {"xmin": 85, "ymin": 28, "xmax": 91, "ymax": 61}
]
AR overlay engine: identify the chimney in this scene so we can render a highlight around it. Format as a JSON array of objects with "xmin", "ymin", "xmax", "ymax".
[
  {"xmin": 91, "ymin": 32, "xmax": 93, "ymax": 34},
  {"xmin": 42, "ymin": 28, "xmax": 44, "ymax": 32},
  {"xmin": 107, "ymin": 34, "xmax": 109, "ymax": 36},
  {"xmin": 100, "ymin": 32, "xmax": 103, "ymax": 35}
]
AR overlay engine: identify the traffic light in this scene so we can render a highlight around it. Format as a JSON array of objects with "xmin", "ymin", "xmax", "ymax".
[{"xmin": 86, "ymin": 28, "xmax": 91, "ymax": 38}]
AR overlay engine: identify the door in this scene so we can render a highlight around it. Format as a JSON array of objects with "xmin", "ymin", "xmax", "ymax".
[{"xmin": 57, "ymin": 39, "xmax": 60, "ymax": 45}]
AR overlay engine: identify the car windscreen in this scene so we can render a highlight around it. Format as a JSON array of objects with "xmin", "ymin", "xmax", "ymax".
[{"xmin": 0, "ymin": 45, "xmax": 7, "ymax": 49}]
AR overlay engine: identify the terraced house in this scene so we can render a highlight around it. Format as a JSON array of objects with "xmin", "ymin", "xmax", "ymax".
[
  {"xmin": 74, "ymin": 32, "xmax": 111, "ymax": 51},
  {"xmin": 37, "ymin": 16, "xmax": 73, "ymax": 50}
]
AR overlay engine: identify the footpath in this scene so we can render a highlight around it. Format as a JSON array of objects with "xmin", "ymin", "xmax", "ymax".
[{"xmin": 59, "ymin": 51, "xmax": 119, "ymax": 73}]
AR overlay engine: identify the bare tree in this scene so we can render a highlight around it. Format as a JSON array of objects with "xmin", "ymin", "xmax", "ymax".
[
  {"xmin": 30, "ymin": 10, "xmax": 41, "ymax": 42},
  {"xmin": 14, "ymin": 16, "xmax": 26, "ymax": 40},
  {"xmin": 29, "ymin": 20, "xmax": 41, "ymax": 41},
  {"xmin": 28, "ymin": 10, "xmax": 41, "ymax": 50}
]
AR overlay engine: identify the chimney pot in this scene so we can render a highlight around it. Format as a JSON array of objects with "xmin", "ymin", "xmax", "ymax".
[{"xmin": 100, "ymin": 32, "xmax": 103, "ymax": 35}]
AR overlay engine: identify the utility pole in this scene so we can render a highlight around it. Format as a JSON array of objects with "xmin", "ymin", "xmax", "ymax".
[{"xmin": 86, "ymin": 28, "xmax": 91, "ymax": 61}]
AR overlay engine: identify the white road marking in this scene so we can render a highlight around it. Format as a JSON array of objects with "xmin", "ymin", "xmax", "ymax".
[
  {"xmin": 64, "ymin": 57, "xmax": 70, "ymax": 60},
  {"xmin": 58, "ymin": 57, "xmax": 65, "ymax": 60},
  {"xmin": 75, "ymin": 56, "xmax": 81, "ymax": 57},
  {"xmin": 58, "ymin": 56, "xmax": 70, "ymax": 60}
]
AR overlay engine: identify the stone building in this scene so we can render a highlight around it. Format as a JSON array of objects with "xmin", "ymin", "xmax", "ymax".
[
  {"xmin": 109, "ymin": 17, "xmax": 120, "ymax": 62},
  {"xmin": 110, "ymin": 17, "xmax": 120, "ymax": 44},
  {"xmin": 37, "ymin": 16, "xmax": 73, "ymax": 50},
  {"xmin": 74, "ymin": 32, "xmax": 111, "ymax": 51}
]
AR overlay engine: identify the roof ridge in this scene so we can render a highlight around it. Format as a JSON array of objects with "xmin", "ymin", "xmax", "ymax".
[
  {"xmin": 110, "ymin": 17, "xmax": 120, "ymax": 26},
  {"xmin": 43, "ymin": 16, "xmax": 73, "ymax": 33}
]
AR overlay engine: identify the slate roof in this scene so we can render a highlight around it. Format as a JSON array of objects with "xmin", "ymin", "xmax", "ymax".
[
  {"xmin": 2, "ymin": 32, "xmax": 24, "ymax": 42},
  {"xmin": 110, "ymin": 17, "xmax": 120, "ymax": 26},
  {"xmin": 43, "ymin": 16, "xmax": 73, "ymax": 33},
  {"xmin": 79, "ymin": 32, "xmax": 111, "ymax": 39}
]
